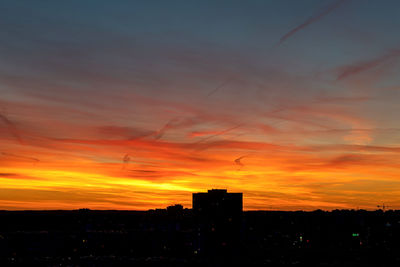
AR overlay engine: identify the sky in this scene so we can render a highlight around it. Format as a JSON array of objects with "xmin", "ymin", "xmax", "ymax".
[{"xmin": 1, "ymin": 0, "xmax": 400, "ymax": 210}]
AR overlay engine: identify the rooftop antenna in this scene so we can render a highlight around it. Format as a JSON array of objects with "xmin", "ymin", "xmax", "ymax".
[{"xmin": 377, "ymin": 203, "xmax": 390, "ymax": 212}]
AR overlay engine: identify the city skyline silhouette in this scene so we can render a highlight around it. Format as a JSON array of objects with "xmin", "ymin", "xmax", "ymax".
[
  {"xmin": 1, "ymin": 189, "xmax": 399, "ymax": 266},
  {"xmin": 2, "ymin": 1, "xmax": 400, "ymax": 265}
]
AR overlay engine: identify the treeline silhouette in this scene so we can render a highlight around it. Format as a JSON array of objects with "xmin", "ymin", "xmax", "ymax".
[{"xmin": 1, "ymin": 208, "xmax": 400, "ymax": 266}]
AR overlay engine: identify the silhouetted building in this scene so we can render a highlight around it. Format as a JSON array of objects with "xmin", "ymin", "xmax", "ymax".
[
  {"xmin": 3, "ymin": 208, "xmax": 400, "ymax": 266},
  {"xmin": 193, "ymin": 189, "xmax": 243, "ymax": 215},
  {"xmin": 166, "ymin": 204, "xmax": 183, "ymax": 214},
  {"xmin": 192, "ymin": 189, "xmax": 243, "ymax": 258}
]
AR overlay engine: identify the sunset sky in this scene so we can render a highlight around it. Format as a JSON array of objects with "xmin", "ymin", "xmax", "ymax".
[{"xmin": 1, "ymin": 0, "xmax": 400, "ymax": 210}]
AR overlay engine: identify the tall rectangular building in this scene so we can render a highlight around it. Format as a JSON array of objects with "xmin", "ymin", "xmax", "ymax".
[
  {"xmin": 192, "ymin": 189, "xmax": 243, "ymax": 257},
  {"xmin": 192, "ymin": 189, "xmax": 243, "ymax": 216}
]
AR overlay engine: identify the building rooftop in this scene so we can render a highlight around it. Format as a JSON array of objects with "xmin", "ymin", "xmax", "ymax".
[{"xmin": 208, "ymin": 189, "xmax": 227, "ymax": 193}]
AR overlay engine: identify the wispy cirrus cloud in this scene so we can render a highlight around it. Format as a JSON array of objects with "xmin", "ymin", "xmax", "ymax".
[
  {"xmin": 1, "ymin": 0, "xmax": 400, "ymax": 210},
  {"xmin": 0, "ymin": 113, "xmax": 23, "ymax": 144},
  {"xmin": 1, "ymin": 152, "xmax": 40, "ymax": 163},
  {"xmin": 278, "ymin": 0, "xmax": 349, "ymax": 45},
  {"xmin": 337, "ymin": 49, "xmax": 400, "ymax": 80}
]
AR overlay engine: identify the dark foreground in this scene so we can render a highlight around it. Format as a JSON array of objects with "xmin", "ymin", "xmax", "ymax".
[{"xmin": 1, "ymin": 209, "xmax": 400, "ymax": 266}]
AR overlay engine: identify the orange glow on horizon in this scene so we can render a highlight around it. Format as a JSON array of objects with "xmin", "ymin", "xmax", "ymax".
[{"xmin": 2, "ymin": 1, "xmax": 400, "ymax": 211}]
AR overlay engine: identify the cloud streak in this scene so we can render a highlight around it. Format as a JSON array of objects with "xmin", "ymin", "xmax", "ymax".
[
  {"xmin": 337, "ymin": 49, "xmax": 400, "ymax": 80},
  {"xmin": 1, "ymin": 152, "xmax": 39, "ymax": 163},
  {"xmin": 234, "ymin": 155, "xmax": 247, "ymax": 170},
  {"xmin": 153, "ymin": 117, "xmax": 197, "ymax": 140},
  {"xmin": 278, "ymin": 0, "xmax": 349, "ymax": 45},
  {"xmin": 1, "ymin": 0, "xmax": 400, "ymax": 211},
  {"xmin": 207, "ymin": 78, "xmax": 234, "ymax": 97},
  {"xmin": 0, "ymin": 113, "xmax": 23, "ymax": 144}
]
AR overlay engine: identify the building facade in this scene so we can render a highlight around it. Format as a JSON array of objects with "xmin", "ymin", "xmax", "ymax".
[{"xmin": 192, "ymin": 189, "xmax": 243, "ymax": 257}]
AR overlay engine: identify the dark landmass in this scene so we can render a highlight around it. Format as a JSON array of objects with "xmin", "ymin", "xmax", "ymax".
[{"xmin": 1, "ymin": 208, "xmax": 400, "ymax": 266}]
